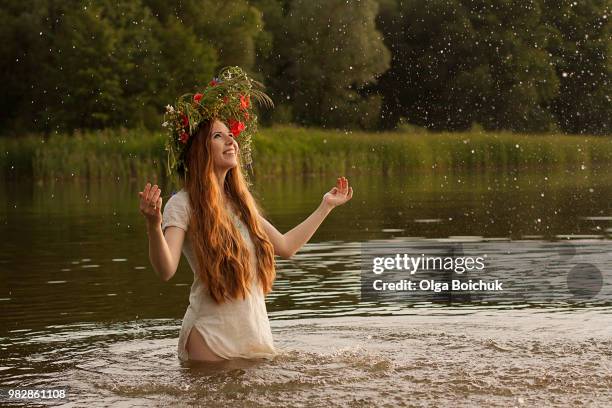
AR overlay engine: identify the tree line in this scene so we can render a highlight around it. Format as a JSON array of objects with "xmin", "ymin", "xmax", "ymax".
[{"xmin": 0, "ymin": 0, "xmax": 609, "ymax": 136}]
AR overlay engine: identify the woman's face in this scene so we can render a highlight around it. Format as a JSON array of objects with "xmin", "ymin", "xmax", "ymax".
[{"xmin": 210, "ymin": 120, "xmax": 239, "ymax": 170}]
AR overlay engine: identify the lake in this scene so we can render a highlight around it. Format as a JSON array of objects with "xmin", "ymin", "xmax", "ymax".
[{"xmin": 1, "ymin": 167, "xmax": 611, "ymax": 406}]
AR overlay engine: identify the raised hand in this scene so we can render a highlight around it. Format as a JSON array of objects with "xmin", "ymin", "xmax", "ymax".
[
  {"xmin": 322, "ymin": 176, "xmax": 353, "ymax": 209},
  {"xmin": 139, "ymin": 182, "xmax": 162, "ymax": 227}
]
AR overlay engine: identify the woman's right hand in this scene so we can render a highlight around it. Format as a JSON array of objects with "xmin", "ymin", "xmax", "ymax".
[{"xmin": 139, "ymin": 183, "xmax": 162, "ymax": 227}]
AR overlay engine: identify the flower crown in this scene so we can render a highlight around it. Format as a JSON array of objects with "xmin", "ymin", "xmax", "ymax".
[{"xmin": 162, "ymin": 66, "xmax": 274, "ymax": 185}]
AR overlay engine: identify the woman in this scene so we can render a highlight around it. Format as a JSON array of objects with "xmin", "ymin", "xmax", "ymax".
[{"xmin": 138, "ymin": 67, "xmax": 353, "ymax": 363}]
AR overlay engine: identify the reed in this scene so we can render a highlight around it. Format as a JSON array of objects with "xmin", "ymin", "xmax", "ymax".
[{"xmin": 1, "ymin": 125, "xmax": 611, "ymax": 181}]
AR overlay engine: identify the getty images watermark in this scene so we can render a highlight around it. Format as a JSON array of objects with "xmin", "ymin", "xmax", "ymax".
[{"xmin": 360, "ymin": 240, "xmax": 608, "ymax": 305}]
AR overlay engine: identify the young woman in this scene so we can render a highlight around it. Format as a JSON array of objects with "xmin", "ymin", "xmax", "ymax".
[{"xmin": 138, "ymin": 90, "xmax": 353, "ymax": 362}]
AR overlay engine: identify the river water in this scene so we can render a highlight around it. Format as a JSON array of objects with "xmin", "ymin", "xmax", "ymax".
[{"xmin": 1, "ymin": 168, "xmax": 611, "ymax": 406}]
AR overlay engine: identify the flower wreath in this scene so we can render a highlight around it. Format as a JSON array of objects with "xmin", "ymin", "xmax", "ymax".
[{"xmin": 162, "ymin": 66, "xmax": 274, "ymax": 186}]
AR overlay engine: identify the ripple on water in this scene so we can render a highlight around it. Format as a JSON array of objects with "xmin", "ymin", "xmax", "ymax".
[{"xmin": 2, "ymin": 312, "xmax": 611, "ymax": 406}]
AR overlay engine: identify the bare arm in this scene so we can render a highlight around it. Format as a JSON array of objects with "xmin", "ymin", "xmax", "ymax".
[
  {"xmin": 139, "ymin": 183, "xmax": 184, "ymax": 282},
  {"xmin": 259, "ymin": 201, "xmax": 333, "ymax": 259},
  {"xmin": 258, "ymin": 176, "xmax": 353, "ymax": 259},
  {"xmin": 146, "ymin": 224, "xmax": 185, "ymax": 282}
]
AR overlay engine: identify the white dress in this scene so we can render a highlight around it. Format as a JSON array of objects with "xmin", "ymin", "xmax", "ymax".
[{"xmin": 161, "ymin": 189, "xmax": 277, "ymax": 361}]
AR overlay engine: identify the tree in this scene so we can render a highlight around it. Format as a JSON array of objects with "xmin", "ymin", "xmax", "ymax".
[
  {"xmin": 151, "ymin": 18, "xmax": 218, "ymax": 114},
  {"xmin": 1, "ymin": 0, "xmax": 165, "ymax": 133},
  {"xmin": 146, "ymin": 0, "xmax": 263, "ymax": 70},
  {"xmin": 377, "ymin": 0, "xmax": 560, "ymax": 132},
  {"xmin": 0, "ymin": 0, "xmax": 54, "ymax": 133},
  {"xmin": 40, "ymin": 0, "xmax": 164, "ymax": 131},
  {"xmin": 250, "ymin": 0, "xmax": 292, "ymax": 124},
  {"xmin": 543, "ymin": 0, "xmax": 611, "ymax": 135},
  {"xmin": 284, "ymin": 0, "xmax": 391, "ymax": 129}
]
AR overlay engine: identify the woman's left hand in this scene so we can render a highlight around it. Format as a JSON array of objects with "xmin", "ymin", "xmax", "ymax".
[{"xmin": 322, "ymin": 176, "xmax": 353, "ymax": 209}]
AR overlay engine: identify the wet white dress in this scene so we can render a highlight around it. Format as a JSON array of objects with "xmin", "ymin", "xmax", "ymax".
[{"xmin": 161, "ymin": 189, "xmax": 277, "ymax": 361}]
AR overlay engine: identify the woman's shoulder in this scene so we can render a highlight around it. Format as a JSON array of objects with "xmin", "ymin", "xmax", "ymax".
[
  {"xmin": 167, "ymin": 189, "xmax": 191, "ymax": 210},
  {"xmin": 174, "ymin": 188, "xmax": 188, "ymax": 198},
  {"xmin": 169, "ymin": 188, "xmax": 188, "ymax": 199}
]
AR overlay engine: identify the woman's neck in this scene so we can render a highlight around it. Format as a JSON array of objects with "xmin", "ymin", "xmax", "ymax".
[
  {"xmin": 215, "ymin": 168, "xmax": 229, "ymax": 192},
  {"xmin": 222, "ymin": 193, "xmax": 238, "ymax": 215}
]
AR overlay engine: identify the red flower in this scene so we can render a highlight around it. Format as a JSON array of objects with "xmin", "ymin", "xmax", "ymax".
[
  {"xmin": 228, "ymin": 119, "xmax": 246, "ymax": 136},
  {"xmin": 240, "ymin": 94, "xmax": 250, "ymax": 110},
  {"xmin": 243, "ymin": 111, "xmax": 250, "ymax": 121},
  {"xmin": 179, "ymin": 131, "xmax": 189, "ymax": 144},
  {"xmin": 181, "ymin": 113, "xmax": 189, "ymax": 128},
  {"xmin": 193, "ymin": 93, "xmax": 203, "ymax": 103},
  {"xmin": 209, "ymin": 79, "xmax": 219, "ymax": 87},
  {"xmin": 223, "ymin": 96, "xmax": 229, "ymax": 104}
]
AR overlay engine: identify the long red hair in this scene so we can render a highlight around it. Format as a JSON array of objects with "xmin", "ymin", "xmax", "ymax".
[{"xmin": 178, "ymin": 119, "xmax": 276, "ymax": 304}]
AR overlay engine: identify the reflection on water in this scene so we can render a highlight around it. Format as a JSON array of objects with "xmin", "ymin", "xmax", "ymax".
[{"xmin": 1, "ymin": 168, "xmax": 611, "ymax": 406}]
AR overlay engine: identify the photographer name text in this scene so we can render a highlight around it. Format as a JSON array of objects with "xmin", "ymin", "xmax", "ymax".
[{"xmin": 372, "ymin": 279, "xmax": 503, "ymax": 292}]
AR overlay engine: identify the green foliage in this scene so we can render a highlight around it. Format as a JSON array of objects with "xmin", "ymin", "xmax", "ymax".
[
  {"xmin": 3, "ymin": 127, "xmax": 612, "ymax": 181},
  {"xmin": 377, "ymin": 0, "xmax": 560, "ymax": 132},
  {"xmin": 42, "ymin": 0, "xmax": 162, "ymax": 131},
  {"xmin": 375, "ymin": 0, "xmax": 610, "ymax": 133},
  {"xmin": 542, "ymin": 0, "xmax": 611, "ymax": 135},
  {"xmin": 163, "ymin": 66, "xmax": 274, "ymax": 183},
  {"xmin": 151, "ymin": 18, "xmax": 218, "ymax": 113},
  {"xmin": 0, "ymin": 0, "xmax": 259, "ymax": 134},
  {"xmin": 146, "ymin": 0, "xmax": 263, "ymax": 69},
  {"xmin": 0, "ymin": 0, "xmax": 608, "ymax": 135},
  {"xmin": 284, "ymin": 0, "xmax": 391, "ymax": 129}
]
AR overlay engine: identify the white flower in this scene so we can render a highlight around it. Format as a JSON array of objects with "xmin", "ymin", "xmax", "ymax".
[
  {"xmin": 165, "ymin": 104, "xmax": 174, "ymax": 113},
  {"xmin": 162, "ymin": 121, "xmax": 168, "ymax": 127}
]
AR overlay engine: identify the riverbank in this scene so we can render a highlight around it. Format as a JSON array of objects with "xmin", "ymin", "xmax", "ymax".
[{"xmin": 2, "ymin": 125, "xmax": 611, "ymax": 182}]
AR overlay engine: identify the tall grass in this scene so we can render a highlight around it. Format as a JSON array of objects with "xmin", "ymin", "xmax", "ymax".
[
  {"xmin": 2, "ymin": 125, "xmax": 612, "ymax": 182},
  {"xmin": 251, "ymin": 125, "xmax": 612, "ymax": 177}
]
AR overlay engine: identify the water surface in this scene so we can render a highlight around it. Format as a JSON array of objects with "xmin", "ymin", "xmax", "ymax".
[{"xmin": 1, "ymin": 168, "xmax": 611, "ymax": 406}]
